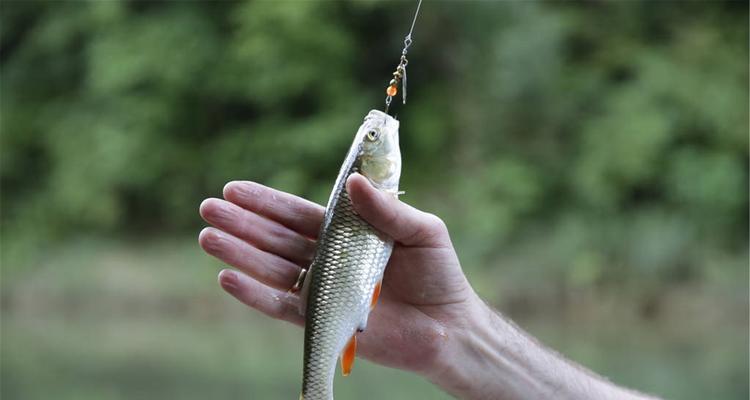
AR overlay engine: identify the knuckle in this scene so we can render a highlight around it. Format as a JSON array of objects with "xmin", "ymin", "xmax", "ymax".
[
  {"xmin": 245, "ymin": 293, "xmax": 261, "ymax": 310},
  {"xmin": 264, "ymin": 221, "xmax": 287, "ymax": 246},
  {"xmin": 383, "ymin": 209, "xmax": 400, "ymax": 229},
  {"xmin": 415, "ymin": 214, "xmax": 449, "ymax": 246},
  {"xmin": 254, "ymin": 263, "xmax": 273, "ymax": 285},
  {"xmin": 277, "ymin": 293, "xmax": 303, "ymax": 323},
  {"xmin": 399, "ymin": 212, "xmax": 448, "ymax": 246},
  {"xmin": 425, "ymin": 213, "xmax": 447, "ymax": 233}
]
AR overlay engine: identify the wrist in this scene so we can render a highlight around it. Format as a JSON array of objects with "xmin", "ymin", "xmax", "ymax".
[
  {"xmin": 423, "ymin": 297, "xmax": 506, "ymax": 399},
  {"xmin": 424, "ymin": 298, "xmax": 657, "ymax": 400}
]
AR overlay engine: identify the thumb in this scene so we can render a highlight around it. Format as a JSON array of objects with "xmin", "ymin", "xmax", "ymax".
[{"xmin": 346, "ymin": 173, "xmax": 450, "ymax": 248}]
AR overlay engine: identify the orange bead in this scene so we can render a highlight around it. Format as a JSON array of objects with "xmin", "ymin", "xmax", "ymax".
[{"xmin": 386, "ymin": 84, "xmax": 398, "ymax": 97}]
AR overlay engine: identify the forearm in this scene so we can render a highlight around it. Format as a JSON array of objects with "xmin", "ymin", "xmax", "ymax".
[{"xmin": 426, "ymin": 300, "xmax": 659, "ymax": 400}]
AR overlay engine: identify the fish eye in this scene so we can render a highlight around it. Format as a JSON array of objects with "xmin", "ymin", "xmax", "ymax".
[{"xmin": 366, "ymin": 130, "xmax": 380, "ymax": 141}]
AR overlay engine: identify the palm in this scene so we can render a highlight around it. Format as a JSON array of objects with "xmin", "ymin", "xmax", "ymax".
[
  {"xmin": 199, "ymin": 177, "xmax": 476, "ymax": 375},
  {"xmin": 355, "ymin": 242, "xmax": 474, "ymax": 372}
]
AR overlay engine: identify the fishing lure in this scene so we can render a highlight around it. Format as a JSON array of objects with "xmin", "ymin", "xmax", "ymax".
[{"xmin": 291, "ymin": 2, "xmax": 423, "ymax": 399}]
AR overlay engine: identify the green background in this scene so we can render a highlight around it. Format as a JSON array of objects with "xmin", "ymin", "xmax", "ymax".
[{"xmin": 1, "ymin": 1, "xmax": 747, "ymax": 399}]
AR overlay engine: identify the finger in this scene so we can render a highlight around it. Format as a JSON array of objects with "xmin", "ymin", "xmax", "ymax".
[
  {"xmin": 218, "ymin": 269, "xmax": 303, "ymax": 326},
  {"xmin": 223, "ymin": 181, "xmax": 325, "ymax": 239},
  {"xmin": 199, "ymin": 227, "xmax": 300, "ymax": 291},
  {"xmin": 200, "ymin": 198, "xmax": 316, "ymax": 265},
  {"xmin": 346, "ymin": 173, "xmax": 451, "ymax": 248}
]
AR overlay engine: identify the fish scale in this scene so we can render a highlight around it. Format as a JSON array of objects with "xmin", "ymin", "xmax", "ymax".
[{"xmin": 300, "ymin": 110, "xmax": 400, "ymax": 400}]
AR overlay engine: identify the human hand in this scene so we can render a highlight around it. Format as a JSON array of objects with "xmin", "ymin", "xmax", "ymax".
[
  {"xmin": 199, "ymin": 174, "xmax": 658, "ymax": 400},
  {"xmin": 199, "ymin": 173, "xmax": 480, "ymax": 376}
]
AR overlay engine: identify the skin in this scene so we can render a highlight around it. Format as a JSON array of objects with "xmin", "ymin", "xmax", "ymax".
[{"xmin": 199, "ymin": 173, "xmax": 660, "ymax": 400}]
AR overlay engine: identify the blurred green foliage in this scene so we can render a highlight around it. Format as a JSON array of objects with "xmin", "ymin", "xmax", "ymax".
[
  {"xmin": 2, "ymin": 0, "xmax": 748, "ymax": 275},
  {"xmin": 2, "ymin": 1, "xmax": 747, "ymax": 284},
  {"xmin": 1, "ymin": 0, "xmax": 748, "ymax": 399}
]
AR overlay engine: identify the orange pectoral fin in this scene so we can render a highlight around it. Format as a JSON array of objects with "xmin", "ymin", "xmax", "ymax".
[
  {"xmin": 341, "ymin": 335, "xmax": 357, "ymax": 376},
  {"xmin": 370, "ymin": 281, "xmax": 382, "ymax": 309}
]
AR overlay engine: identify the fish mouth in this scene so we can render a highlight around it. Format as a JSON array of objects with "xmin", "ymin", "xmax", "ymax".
[
  {"xmin": 364, "ymin": 109, "xmax": 391, "ymax": 121},
  {"xmin": 363, "ymin": 110, "xmax": 400, "ymax": 131}
]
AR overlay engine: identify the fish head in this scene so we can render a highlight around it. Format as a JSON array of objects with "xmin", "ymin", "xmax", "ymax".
[{"xmin": 356, "ymin": 110, "xmax": 401, "ymax": 191}]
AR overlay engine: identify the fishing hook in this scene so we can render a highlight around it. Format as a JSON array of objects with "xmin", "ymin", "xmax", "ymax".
[{"xmin": 384, "ymin": 0, "xmax": 422, "ymax": 114}]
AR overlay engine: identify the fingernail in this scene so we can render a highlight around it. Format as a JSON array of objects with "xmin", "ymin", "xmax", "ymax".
[
  {"xmin": 219, "ymin": 270, "xmax": 238, "ymax": 290},
  {"xmin": 348, "ymin": 173, "xmax": 368, "ymax": 193},
  {"xmin": 228, "ymin": 181, "xmax": 261, "ymax": 200},
  {"xmin": 199, "ymin": 198, "xmax": 210, "ymax": 216},
  {"xmin": 203, "ymin": 229, "xmax": 227, "ymax": 253},
  {"xmin": 212, "ymin": 203, "xmax": 234, "ymax": 224},
  {"xmin": 223, "ymin": 181, "xmax": 240, "ymax": 198},
  {"xmin": 353, "ymin": 173, "xmax": 368, "ymax": 185}
]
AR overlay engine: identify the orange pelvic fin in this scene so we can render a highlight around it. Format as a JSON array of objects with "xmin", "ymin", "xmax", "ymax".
[
  {"xmin": 341, "ymin": 335, "xmax": 357, "ymax": 376},
  {"xmin": 370, "ymin": 280, "xmax": 382, "ymax": 309}
]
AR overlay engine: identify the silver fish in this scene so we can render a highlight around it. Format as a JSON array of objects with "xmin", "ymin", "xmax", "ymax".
[{"xmin": 297, "ymin": 110, "xmax": 401, "ymax": 400}]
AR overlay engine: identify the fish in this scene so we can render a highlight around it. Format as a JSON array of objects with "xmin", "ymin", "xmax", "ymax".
[{"xmin": 296, "ymin": 109, "xmax": 401, "ymax": 400}]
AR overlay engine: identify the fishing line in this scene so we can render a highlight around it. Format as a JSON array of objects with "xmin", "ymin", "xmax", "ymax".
[{"xmin": 384, "ymin": 0, "xmax": 423, "ymax": 114}]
